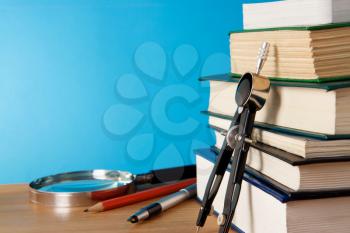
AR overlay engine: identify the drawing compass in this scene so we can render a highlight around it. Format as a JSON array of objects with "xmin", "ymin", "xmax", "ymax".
[{"xmin": 195, "ymin": 42, "xmax": 270, "ymax": 233}]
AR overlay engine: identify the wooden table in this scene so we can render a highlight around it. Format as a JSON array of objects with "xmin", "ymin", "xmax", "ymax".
[{"xmin": 0, "ymin": 184, "xmax": 233, "ymax": 233}]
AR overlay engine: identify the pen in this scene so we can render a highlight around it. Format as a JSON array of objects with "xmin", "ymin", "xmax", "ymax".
[{"xmin": 127, "ymin": 184, "xmax": 197, "ymax": 223}]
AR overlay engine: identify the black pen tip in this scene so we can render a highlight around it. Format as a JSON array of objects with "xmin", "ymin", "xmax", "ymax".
[{"xmin": 127, "ymin": 216, "xmax": 138, "ymax": 223}]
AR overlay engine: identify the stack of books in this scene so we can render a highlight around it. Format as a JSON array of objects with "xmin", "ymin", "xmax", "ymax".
[{"xmin": 196, "ymin": 1, "xmax": 350, "ymax": 232}]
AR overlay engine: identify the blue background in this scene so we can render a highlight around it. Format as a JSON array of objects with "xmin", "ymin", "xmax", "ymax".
[{"xmin": 0, "ymin": 0, "xmax": 269, "ymax": 183}]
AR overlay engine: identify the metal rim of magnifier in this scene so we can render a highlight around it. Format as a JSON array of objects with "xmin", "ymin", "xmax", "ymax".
[
  {"xmin": 29, "ymin": 169, "xmax": 135, "ymax": 207},
  {"xmin": 235, "ymin": 72, "xmax": 270, "ymax": 110}
]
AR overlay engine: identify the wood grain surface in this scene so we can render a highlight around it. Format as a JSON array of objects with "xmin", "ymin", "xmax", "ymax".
[{"xmin": 0, "ymin": 184, "xmax": 234, "ymax": 233}]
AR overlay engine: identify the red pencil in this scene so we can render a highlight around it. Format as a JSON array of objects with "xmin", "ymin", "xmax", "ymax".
[{"xmin": 84, "ymin": 178, "xmax": 196, "ymax": 213}]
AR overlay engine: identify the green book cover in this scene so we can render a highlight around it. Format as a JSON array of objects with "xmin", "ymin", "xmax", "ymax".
[
  {"xmin": 230, "ymin": 73, "xmax": 350, "ymax": 84},
  {"xmin": 199, "ymin": 73, "xmax": 350, "ymax": 91},
  {"xmin": 229, "ymin": 22, "xmax": 350, "ymax": 34}
]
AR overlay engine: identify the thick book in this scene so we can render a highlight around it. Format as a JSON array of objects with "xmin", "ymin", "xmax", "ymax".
[
  {"xmin": 196, "ymin": 148, "xmax": 350, "ymax": 233},
  {"xmin": 243, "ymin": 0, "xmax": 350, "ymax": 30},
  {"xmin": 210, "ymin": 127, "xmax": 350, "ymax": 191},
  {"xmin": 201, "ymin": 74, "xmax": 350, "ymax": 136},
  {"xmin": 229, "ymin": 23, "xmax": 350, "ymax": 82},
  {"xmin": 209, "ymin": 117, "xmax": 350, "ymax": 159}
]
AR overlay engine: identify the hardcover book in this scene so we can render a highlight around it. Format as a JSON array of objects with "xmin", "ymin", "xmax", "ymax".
[
  {"xmin": 209, "ymin": 118, "xmax": 350, "ymax": 158},
  {"xmin": 201, "ymin": 74, "xmax": 350, "ymax": 136},
  {"xmin": 196, "ymin": 148, "xmax": 350, "ymax": 233},
  {"xmin": 243, "ymin": 0, "xmax": 350, "ymax": 30},
  {"xmin": 229, "ymin": 23, "xmax": 350, "ymax": 82},
  {"xmin": 210, "ymin": 129, "xmax": 350, "ymax": 191}
]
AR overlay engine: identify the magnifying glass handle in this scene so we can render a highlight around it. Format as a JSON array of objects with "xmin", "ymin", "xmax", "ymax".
[
  {"xmin": 217, "ymin": 106, "xmax": 256, "ymax": 233},
  {"xmin": 196, "ymin": 109, "xmax": 241, "ymax": 228}
]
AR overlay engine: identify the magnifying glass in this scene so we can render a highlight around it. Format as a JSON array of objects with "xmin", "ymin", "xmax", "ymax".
[{"xmin": 29, "ymin": 166, "xmax": 195, "ymax": 207}]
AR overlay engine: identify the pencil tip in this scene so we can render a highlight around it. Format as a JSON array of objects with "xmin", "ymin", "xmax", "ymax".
[{"xmin": 196, "ymin": 226, "xmax": 201, "ymax": 233}]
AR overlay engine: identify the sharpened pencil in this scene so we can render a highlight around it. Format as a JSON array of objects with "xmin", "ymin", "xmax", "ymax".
[{"xmin": 84, "ymin": 178, "xmax": 196, "ymax": 213}]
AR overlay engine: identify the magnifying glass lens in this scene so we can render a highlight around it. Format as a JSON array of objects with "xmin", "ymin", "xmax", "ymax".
[{"xmin": 39, "ymin": 179, "xmax": 129, "ymax": 193}]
